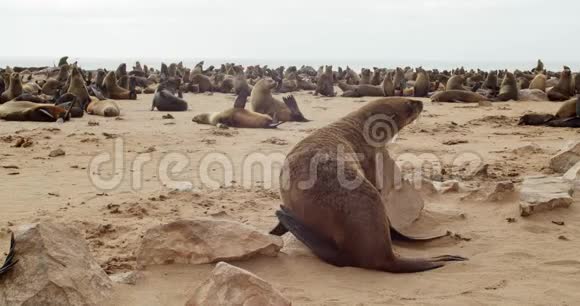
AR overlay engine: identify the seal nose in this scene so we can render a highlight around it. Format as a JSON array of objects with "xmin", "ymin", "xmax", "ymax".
[{"xmin": 409, "ymin": 100, "xmax": 423, "ymax": 113}]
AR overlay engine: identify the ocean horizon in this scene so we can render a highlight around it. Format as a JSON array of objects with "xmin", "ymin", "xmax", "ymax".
[{"xmin": 0, "ymin": 56, "xmax": 577, "ymax": 72}]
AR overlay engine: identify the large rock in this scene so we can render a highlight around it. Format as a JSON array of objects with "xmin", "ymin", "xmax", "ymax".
[
  {"xmin": 520, "ymin": 176, "xmax": 575, "ymax": 216},
  {"xmin": 551, "ymin": 141, "xmax": 580, "ymax": 173},
  {"xmin": 0, "ymin": 222, "xmax": 112, "ymax": 306},
  {"xmin": 185, "ymin": 262, "xmax": 290, "ymax": 306},
  {"xmin": 136, "ymin": 219, "xmax": 282, "ymax": 267}
]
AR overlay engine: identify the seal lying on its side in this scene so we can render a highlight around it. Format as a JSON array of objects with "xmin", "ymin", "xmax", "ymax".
[
  {"xmin": 0, "ymin": 101, "xmax": 70, "ymax": 122},
  {"xmin": 192, "ymin": 91, "xmax": 282, "ymax": 129},
  {"xmin": 430, "ymin": 90, "xmax": 488, "ymax": 102},
  {"xmin": 270, "ymin": 97, "xmax": 466, "ymax": 273}
]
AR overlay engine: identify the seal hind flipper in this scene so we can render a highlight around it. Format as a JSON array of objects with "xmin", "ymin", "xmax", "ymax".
[
  {"xmin": 0, "ymin": 233, "xmax": 18, "ymax": 276},
  {"xmin": 269, "ymin": 221, "xmax": 288, "ymax": 236},
  {"xmin": 282, "ymin": 95, "xmax": 309, "ymax": 122},
  {"xmin": 37, "ymin": 108, "xmax": 55, "ymax": 120},
  {"xmin": 275, "ymin": 208, "xmax": 351, "ymax": 267}
]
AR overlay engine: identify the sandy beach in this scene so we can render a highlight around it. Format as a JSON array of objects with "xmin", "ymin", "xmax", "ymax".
[{"xmin": 1, "ymin": 91, "xmax": 579, "ymax": 305}]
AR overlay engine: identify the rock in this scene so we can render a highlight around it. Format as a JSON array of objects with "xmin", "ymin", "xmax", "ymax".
[
  {"xmin": 109, "ymin": 271, "xmax": 141, "ymax": 285},
  {"xmin": 434, "ymin": 180, "xmax": 460, "ymax": 194},
  {"xmin": 551, "ymin": 141, "xmax": 580, "ymax": 173},
  {"xmin": 136, "ymin": 219, "xmax": 282, "ymax": 267},
  {"xmin": 48, "ymin": 148, "xmax": 65, "ymax": 157},
  {"xmin": 0, "ymin": 222, "xmax": 112, "ymax": 305},
  {"xmin": 519, "ymin": 176, "xmax": 575, "ymax": 216},
  {"xmin": 162, "ymin": 114, "xmax": 174, "ymax": 119},
  {"xmin": 519, "ymin": 89, "xmax": 548, "ymax": 101},
  {"xmin": 487, "ymin": 181, "xmax": 516, "ymax": 202},
  {"xmin": 185, "ymin": 262, "xmax": 290, "ymax": 306}
]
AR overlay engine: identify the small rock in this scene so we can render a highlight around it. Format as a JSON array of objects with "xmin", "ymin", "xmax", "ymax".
[
  {"xmin": 2, "ymin": 165, "xmax": 19, "ymax": 169},
  {"xmin": 185, "ymin": 262, "xmax": 290, "ymax": 306},
  {"xmin": 109, "ymin": 271, "xmax": 141, "ymax": 285},
  {"xmin": 48, "ymin": 148, "xmax": 66, "ymax": 157},
  {"xmin": 443, "ymin": 139, "xmax": 468, "ymax": 146},
  {"xmin": 506, "ymin": 217, "xmax": 517, "ymax": 223},
  {"xmin": 519, "ymin": 175, "xmax": 574, "ymax": 216},
  {"xmin": 434, "ymin": 180, "xmax": 460, "ymax": 194},
  {"xmin": 0, "ymin": 222, "xmax": 112, "ymax": 305},
  {"xmin": 162, "ymin": 114, "xmax": 174, "ymax": 119},
  {"xmin": 262, "ymin": 137, "xmax": 288, "ymax": 146},
  {"xmin": 136, "ymin": 219, "xmax": 283, "ymax": 267},
  {"xmin": 558, "ymin": 235, "xmax": 570, "ymax": 241},
  {"xmin": 88, "ymin": 120, "xmax": 100, "ymax": 126},
  {"xmin": 550, "ymin": 141, "xmax": 580, "ymax": 173},
  {"xmin": 102, "ymin": 132, "xmax": 118, "ymax": 139},
  {"xmin": 552, "ymin": 221, "xmax": 565, "ymax": 226},
  {"xmin": 487, "ymin": 181, "xmax": 516, "ymax": 202}
]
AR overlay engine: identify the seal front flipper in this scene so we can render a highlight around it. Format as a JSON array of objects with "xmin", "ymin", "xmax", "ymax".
[
  {"xmin": 269, "ymin": 221, "xmax": 288, "ymax": 236},
  {"xmin": 233, "ymin": 90, "xmax": 250, "ymax": 109},
  {"xmin": 275, "ymin": 208, "xmax": 351, "ymax": 267},
  {"xmin": 0, "ymin": 233, "xmax": 18, "ymax": 276}
]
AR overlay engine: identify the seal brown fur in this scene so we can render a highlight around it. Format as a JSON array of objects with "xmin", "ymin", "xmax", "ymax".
[
  {"xmin": 86, "ymin": 98, "xmax": 120, "ymax": 117},
  {"xmin": 529, "ymin": 73, "xmax": 547, "ymax": 92},
  {"xmin": 496, "ymin": 72, "xmax": 518, "ymax": 101},
  {"xmin": 251, "ymin": 78, "xmax": 308, "ymax": 122},
  {"xmin": 431, "ymin": 90, "xmax": 488, "ymax": 103},
  {"xmin": 192, "ymin": 91, "xmax": 282, "ymax": 129},
  {"xmin": 446, "ymin": 75, "xmax": 465, "ymax": 91},
  {"xmin": 0, "ymin": 101, "xmax": 69, "ymax": 122},
  {"xmin": 548, "ymin": 67, "xmax": 573, "ymax": 101},
  {"xmin": 315, "ymin": 65, "xmax": 335, "ymax": 97},
  {"xmin": 103, "ymin": 71, "xmax": 136, "ymax": 100},
  {"xmin": 556, "ymin": 97, "xmax": 578, "ymax": 118},
  {"xmin": 413, "ymin": 69, "xmax": 430, "ymax": 97},
  {"xmin": 270, "ymin": 97, "xmax": 466, "ymax": 272},
  {"xmin": 1, "ymin": 73, "xmax": 23, "ymax": 103}
]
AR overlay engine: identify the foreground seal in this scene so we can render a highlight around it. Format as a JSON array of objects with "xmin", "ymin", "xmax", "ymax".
[
  {"xmin": 192, "ymin": 91, "xmax": 281, "ymax": 129},
  {"xmin": 270, "ymin": 97, "xmax": 466, "ymax": 272}
]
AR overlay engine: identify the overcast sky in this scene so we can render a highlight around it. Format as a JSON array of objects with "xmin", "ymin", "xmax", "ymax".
[{"xmin": 1, "ymin": 0, "xmax": 579, "ymax": 69}]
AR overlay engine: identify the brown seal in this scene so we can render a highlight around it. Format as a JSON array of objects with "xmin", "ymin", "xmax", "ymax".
[
  {"xmin": 446, "ymin": 75, "xmax": 465, "ymax": 91},
  {"xmin": 152, "ymin": 85, "xmax": 188, "ymax": 112},
  {"xmin": 1, "ymin": 73, "xmax": 23, "ymax": 103},
  {"xmin": 0, "ymin": 101, "xmax": 70, "ymax": 122},
  {"xmin": 250, "ymin": 78, "xmax": 308, "ymax": 122},
  {"xmin": 556, "ymin": 96, "xmax": 578, "ymax": 118},
  {"xmin": 315, "ymin": 65, "xmax": 335, "ymax": 97},
  {"xmin": 413, "ymin": 68, "xmax": 430, "ymax": 97},
  {"xmin": 496, "ymin": 71, "xmax": 518, "ymax": 101},
  {"xmin": 548, "ymin": 67, "xmax": 574, "ymax": 101},
  {"xmin": 482, "ymin": 70, "xmax": 499, "ymax": 92},
  {"xmin": 102, "ymin": 71, "xmax": 137, "ymax": 100},
  {"xmin": 86, "ymin": 97, "xmax": 120, "ymax": 117},
  {"xmin": 430, "ymin": 90, "xmax": 489, "ymax": 103},
  {"xmin": 192, "ymin": 91, "xmax": 282, "ymax": 129},
  {"xmin": 529, "ymin": 73, "xmax": 547, "ymax": 92},
  {"xmin": 359, "ymin": 68, "xmax": 372, "ymax": 85},
  {"xmin": 270, "ymin": 97, "xmax": 466, "ymax": 272},
  {"xmin": 67, "ymin": 66, "xmax": 91, "ymax": 107}
]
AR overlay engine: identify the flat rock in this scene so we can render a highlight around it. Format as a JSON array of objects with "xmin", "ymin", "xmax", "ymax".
[
  {"xmin": 0, "ymin": 222, "xmax": 112, "ymax": 305},
  {"xmin": 550, "ymin": 141, "xmax": 580, "ymax": 173},
  {"xmin": 433, "ymin": 180, "xmax": 460, "ymax": 194},
  {"xmin": 48, "ymin": 148, "xmax": 65, "ymax": 157},
  {"xmin": 109, "ymin": 271, "xmax": 141, "ymax": 285},
  {"xmin": 136, "ymin": 219, "xmax": 282, "ymax": 267},
  {"xmin": 185, "ymin": 262, "xmax": 290, "ymax": 306},
  {"xmin": 520, "ymin": 176, "xmax": 575, "ymax": 216}
]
